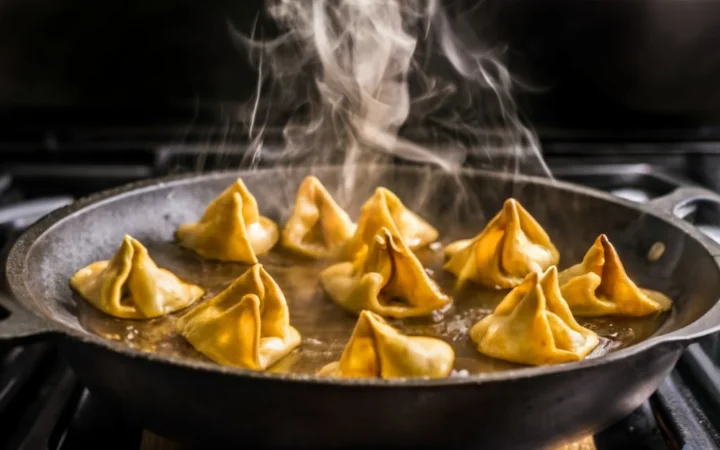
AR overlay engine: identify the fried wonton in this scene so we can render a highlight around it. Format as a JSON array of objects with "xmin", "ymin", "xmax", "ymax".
[
  {"xmin": 176, "ymin": 178, "xmax": 279, "ymax": 263},
  {"xmin": 444, "ymin": 198, "xmax": 559, "ymax": 289},
  {"xmin": 470, "ymin": 267, "xmax": 599, "ymax": 366},
  {"xmin": 320, "ymin": 227, "xmax": 450, "ymax": 318},
  {"xmin": 343, "ymin": 187, "xmax": 438, "ymax": 259},
  {"xmin": 176, "ymin": 264, "xmax": 301, "ymax": 370},
  {"xmin": 558, "ymin": 234, "xmax": 673, "ymax": 317},
  {"xmin": 318, "ymin": 310, "xmax": 454, "ymax": 379},
  {"xmin": 281, "ymin": 176, "xmax": 356, "ymax": 259},
  {"xmin": 70, "ymin": 235, "xmax": 204, "ymax": 319}
]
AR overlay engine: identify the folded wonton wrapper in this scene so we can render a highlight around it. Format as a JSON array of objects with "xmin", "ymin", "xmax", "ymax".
[
  {"xmin": 176, "ymin": 264, "xmax": 301, "ymax": 370},
  {"xmin": 444, "ymin": 198, "xmax": 560, "ymax": 289},
  {"xmin": 321, "ymin": 227, "xmax": 450, "ymax": 318},
  {"xmin": 470, "ymin": 266, "xmax": 599, "ymax": 366},
  {"xmin": 558, "ymin": 234, "xmax": 673, "ymax": 317},
  {"xmin": 318, "ymin": 310, "xmax": 454, "ymax": 378},
  {"xmin": 70, "ymin": 235, "xmax": 204, "ymax": 319},
  {"xmin": 281, "ymin": 176, "xmax": 356, "ymax": 259},
  {"xmin": 176, "ymin": 178, "xmax": 279, "ymax": 263},
  {"xmin": 343, "ymin": 187, "xmax": 438, "ymax": 259}
]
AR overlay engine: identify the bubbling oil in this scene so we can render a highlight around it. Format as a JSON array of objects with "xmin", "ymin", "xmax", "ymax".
[{"xmin": 76, "ymin": 239, "xmax": 667, "ymax": 375}]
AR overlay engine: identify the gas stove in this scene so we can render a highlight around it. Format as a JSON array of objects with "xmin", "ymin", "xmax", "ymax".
[{"xmin": 1, "ymin": 139, "xmax": 720, "ymax": 450}]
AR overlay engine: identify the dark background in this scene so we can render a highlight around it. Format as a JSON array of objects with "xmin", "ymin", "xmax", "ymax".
[{"xmin": 0, "ymin": 0, "xmax": 718, "ymax": 137}]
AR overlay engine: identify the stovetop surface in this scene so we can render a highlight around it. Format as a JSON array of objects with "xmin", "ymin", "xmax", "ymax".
[{"xmin": 1, "ymin": 144, "xmax": 720, "ymax": 449}]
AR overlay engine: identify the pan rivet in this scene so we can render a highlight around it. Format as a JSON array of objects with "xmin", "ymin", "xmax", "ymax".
[{"xmin": 647, "ymin": 242, "xmax": 666, "ymax": 262}]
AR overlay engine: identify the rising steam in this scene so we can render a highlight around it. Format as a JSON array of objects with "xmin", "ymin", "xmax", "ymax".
[{"xmin": 232, "ymin": 0, "xmax": 549, "ymax": 203}]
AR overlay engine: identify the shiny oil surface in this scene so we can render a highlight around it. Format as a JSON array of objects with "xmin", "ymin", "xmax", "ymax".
[{"xmin": 75, "ymin": 233, "xmax": 668, "ymax": 375}]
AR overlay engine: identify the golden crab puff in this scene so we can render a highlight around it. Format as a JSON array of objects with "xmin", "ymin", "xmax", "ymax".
[
  {"xmin": 176, "ymin": 264, "xmax": 301, "ymax": 370},
  {"xmin": 470, "ymin": 266, "xmax": 600, "ymax": 366},
  {"xmin": 176, "ymin": 178, "xmax": 279, "ymax": 263},
  {"xmin": 343, "ymin": 187, "xmax": 439, "ymax": 260},
  {"xmin": 558, "ymin": 234, "xmax": 672, "ymax": 317},
  {"xmin": 281, "ymin": 175, "xmax": 356, "ymax": 259},
  {"xmin": 444, "ymin": 198, "xmax": 560, "ymax": 289},
  {"xmin": 70, "ymin": 235, "xmax": 204, "ymax": 319},
  {"xmin": 321, "ymin": 227, "xmax": 450, "ymax": 319},
  {"xmin": 318, "ymin": 310, "xmax": 455, "ymax": 379}
]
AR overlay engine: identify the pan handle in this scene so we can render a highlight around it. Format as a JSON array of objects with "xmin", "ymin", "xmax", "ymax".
[
  {"xmin": 645, "ymin": 185, "xmax": 720, "ymax": 254},
  {"xmin": 646, "ymin": 187, "xmax": 720, "ymax": 342},
  {"xmin": 646, "ymin": 186, "xmax": 720, "ymax": 220},
  {"xmin": 0, "ymin": 294, "xmax": 57, "ymax": 341}
]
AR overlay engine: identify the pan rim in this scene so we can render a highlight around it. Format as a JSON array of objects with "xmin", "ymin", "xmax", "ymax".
[{"xmin": 6, "ymin": 164, "xmax": 720, "ymax": 387}]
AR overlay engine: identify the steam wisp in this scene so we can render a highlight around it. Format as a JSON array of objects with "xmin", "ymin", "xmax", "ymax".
[{"xmin": 233, "ymin": 0, "xmax": 550, "ymax": 207}]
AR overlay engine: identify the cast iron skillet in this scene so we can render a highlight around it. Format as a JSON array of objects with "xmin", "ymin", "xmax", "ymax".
[{"xmin": 2, "ymin": 165, "xmax": 720, "ymax": 449}]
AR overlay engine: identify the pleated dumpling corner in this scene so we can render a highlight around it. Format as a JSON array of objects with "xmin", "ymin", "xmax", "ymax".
[
  {"xmin": 343, "ymin": 187, "xmax": 438, "ymax": 259},
  {"xmin": 444, "ymin": 198, "xmax": 559, "ymax": 289},
  {"xmin": 69, "ymin": 235, "xmax": 204, "ymax": 319},
  {"xmin": 176, "ymin": 178, "xmax": 279, "ymax": 263},
  {"xmin": 281, "ymin": 175, "xmax": 356, "ymax": 259},
  {"xmin": 320, "ymin": 227, "xmax": 450, "ymax": 318},
  {"xmin": 318, "ymin": 310, "xmax": 454, "ymax": 379},
  {"xmin": 176, "ymin": 264, "xmax": 301, "ymax": 370},
  {"xmin": 558, "ymin": 234, "xmax": 673, "ymax": 317},
  {"xmin": 470, "ymin": 266, "xmax": 599, "ymax": 366}
]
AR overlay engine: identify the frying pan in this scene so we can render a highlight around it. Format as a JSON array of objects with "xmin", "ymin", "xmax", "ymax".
[{"xmin": 2, "ymin": 165, "xmax": 720, "ymax": 450}]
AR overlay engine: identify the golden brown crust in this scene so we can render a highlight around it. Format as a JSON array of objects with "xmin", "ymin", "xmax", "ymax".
[
  {"xmin": 321, "ymin": 228, "xmax": 450, "ymax": 318},
  {"xmin": 318, "ymin": 310, "xmax": 454, "ymax": 378},
  {"xmin": 444, "ymin": 198, "xmax": 559, "ymax": 289},
  {"xmin": 343, "ymin": 187, "xmax": 438, "ymax": 260},
  {"xmin": 281, "ymin": 176, "xmax": 356, "ymax": 259},
  {"xmin": 558, "ymin": 234, "xmax": 672, "ymax": 317},
  {"xmin": 176, "ymin": 264, "xmax": 301, "ymax": 370},
  {"xmin": 470, "ymin": 267, "xmax": 599, "ymax": 366},
  {"xmin": 176, "ymin": 178, "xmax": 278, "ymax": 263},
  {"xmin": 70, "ymin": 235, "xmax": 204, "ymax": 319}
]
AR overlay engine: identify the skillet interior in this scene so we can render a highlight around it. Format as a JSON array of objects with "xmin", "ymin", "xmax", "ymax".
[{"xmin": 12, "ymin": 165, "xmax": 720, "ymax": 376}]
